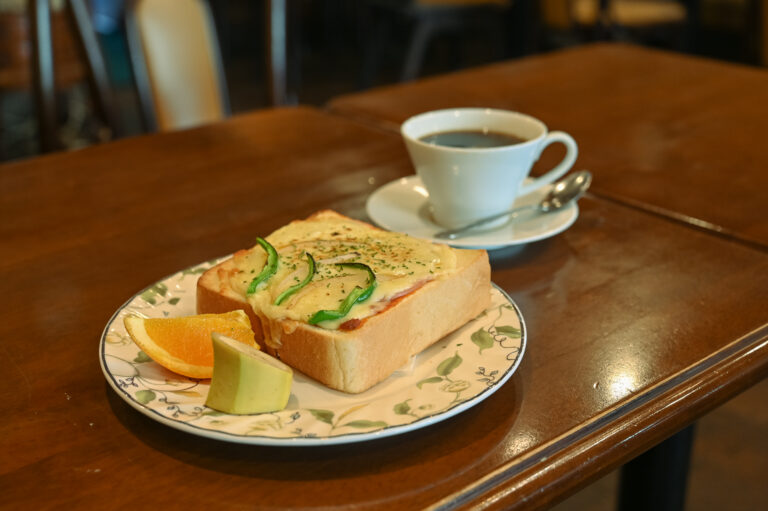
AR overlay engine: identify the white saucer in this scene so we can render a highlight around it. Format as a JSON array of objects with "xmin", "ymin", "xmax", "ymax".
[{"xmin": 366, "ymin": 175, "xmax": 579, "ymax": 250}]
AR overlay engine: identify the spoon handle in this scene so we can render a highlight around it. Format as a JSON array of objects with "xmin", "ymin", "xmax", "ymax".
[{"xmin": 434, "ymin": 204, "xmax": 538, "ymax": 240}]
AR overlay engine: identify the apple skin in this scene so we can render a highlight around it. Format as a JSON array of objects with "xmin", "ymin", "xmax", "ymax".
[{"xmin": 205, "ymin": 332, "xmax": 293, "ymax": 414}]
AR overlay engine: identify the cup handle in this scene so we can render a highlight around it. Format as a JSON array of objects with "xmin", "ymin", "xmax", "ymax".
[{"xmin": 517, "ymin": 131, "xmax": 578, "ymax": 197}]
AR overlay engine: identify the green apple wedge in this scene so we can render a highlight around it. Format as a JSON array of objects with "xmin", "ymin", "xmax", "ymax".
[{"xmin": 205, "ymin": 332, "xmax": 293, "ymax": 414}]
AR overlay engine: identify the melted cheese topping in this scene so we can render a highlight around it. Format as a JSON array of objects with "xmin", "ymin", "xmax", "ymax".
[{"xmin": 227, "ymin": 216, "xmax": 457, "ymax": 339}]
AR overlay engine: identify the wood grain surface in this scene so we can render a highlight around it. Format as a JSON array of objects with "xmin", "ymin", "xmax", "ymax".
[
  {"xmin": 1, "ymin": 106, "xmax": 767, "ymax": 509},
  {"xmin": 328, "ymin": 43, "xmax": 768, "ymax": 250}
]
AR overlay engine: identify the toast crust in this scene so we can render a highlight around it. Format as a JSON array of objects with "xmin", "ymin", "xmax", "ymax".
[{"xmin": 197, "ymin": 211, "xmax": 491, "ymax": 393}]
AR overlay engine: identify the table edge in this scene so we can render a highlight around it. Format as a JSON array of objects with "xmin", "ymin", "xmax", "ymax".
[{"xmin": 429, "ymin": 322, "xmax": 768, "ymax": 510}]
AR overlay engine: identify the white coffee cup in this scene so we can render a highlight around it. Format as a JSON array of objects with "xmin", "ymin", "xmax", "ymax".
[{"xmin": 401, "ymin": 108, "xmax": 578, "ymax": 229}]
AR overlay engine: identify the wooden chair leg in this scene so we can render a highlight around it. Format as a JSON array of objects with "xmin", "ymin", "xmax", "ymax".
[
  {"xmin": 266, "ymin": 0, "xmax": 291, "ymax": 106},
  {"xmin": 28, "ymin": 0, "xmax": 59, "ymax": 153},
  {"xmin": 29, "ymin": 0, "xmax": 118, "ymax": 152},
  {"xmin": 66, "ymin": 0, "xmax": 120, "ymax": 138},
  {"xmin": 358, "ymin": 3, "xmax": 387, "ymax": 89},
  {"xmin": 401, "ymin": 17, "xmax": 437, "ymax": 82}
]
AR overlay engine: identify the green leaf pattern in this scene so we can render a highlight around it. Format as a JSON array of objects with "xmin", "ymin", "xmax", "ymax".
[
  {"xmin": 140, "ymin": 283, "xmax": 167, "ymax": 305},
  {"xmin": 308, "ymin": 409, "xmax": 334, "ymax": 424},
  {"xmin": 471, "ymin": 328, "xmax": 494, "ymax": 354},
  {"xmin": 342, "ymin": 420, "xmax": 388, "ymax": 429},
  {"xmin": 133, "ymin": 351, "xmax": 152, "ymax": 364},
  {"xmin": 437, "ymin": 352, "xmax": 462, "ymax": 376},
  {"xmin": 135, "ymin": 390, "xmax": 156, "ymax": 404},
  {"xmin": 416, "ymin": 376, "xmax": 443, "ymax": 389},
  {"xmin": 495, "ymin": 325, "xmax": 521, "ymax": 338},
  {"xmin": 393, "ymin": 400, "xmax": 412, "ymax": 415}
]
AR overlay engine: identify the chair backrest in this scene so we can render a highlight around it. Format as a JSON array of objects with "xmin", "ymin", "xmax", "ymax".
[
  {"xmin": 540, "ymin": 0, "xmax": 686, "ymax": 29},
  {"xmin": 125, "ymin": 0, "xmax": 229, "ymax": 132}
]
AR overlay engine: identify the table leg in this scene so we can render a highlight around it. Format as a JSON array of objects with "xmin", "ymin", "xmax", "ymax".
[
  {"xmin": 266, "ymin": 0, "xmax": 289, "ymax": 106},
  {"xmin": 617, "ymin": 424, "xmax": 696, "ymax": 511}
]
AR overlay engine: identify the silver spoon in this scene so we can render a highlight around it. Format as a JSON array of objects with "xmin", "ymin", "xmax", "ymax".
[{"xmin": 434, "ymin": 170, "xmax": 593, "ymax": 240}]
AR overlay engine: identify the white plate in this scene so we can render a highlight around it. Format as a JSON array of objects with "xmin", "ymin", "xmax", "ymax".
[
  {"xmin": 100, "ymin": 258, "xmax": 526, "ymax": 446},
  {"xmin": 366, "ymin": 175, "xmax": 579, "ymax": 250}
]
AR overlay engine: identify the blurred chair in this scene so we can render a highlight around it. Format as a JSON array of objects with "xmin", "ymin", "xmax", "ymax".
[
  {"xmin": 126, "ymin": 0, "xmax": 294, "ymax": 132},
  {"xmin": 539, "ymin": 0, "xmax": 689, "ymax": 46},
  {"xmin": 125, "ymin": 0, "xmax": 230, "ymax": 132},
  {"xmin": 0, "ymin": 0, "xmax": 119, "ymax": 154},
  {"xmin": 762, "ymin": 1, "xmax": 768, "ymax": 65},
  {"xmin": 360, "ymin": 0, "xmax": 513, "ymax": 86}
]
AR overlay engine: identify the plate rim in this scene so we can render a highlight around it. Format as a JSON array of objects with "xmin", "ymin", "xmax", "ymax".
[
  {"xmin": 366, "ymin": 175, "xmax": 579, "ymax": 250},
  {"xmin": 100, "ymin": 262, "xmax": 527, "ymax": 446}
]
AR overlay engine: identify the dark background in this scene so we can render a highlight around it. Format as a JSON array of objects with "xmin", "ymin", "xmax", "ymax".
[{"xmin": 0, "ymin": 0, "xmax": 763, "ymax": 161}]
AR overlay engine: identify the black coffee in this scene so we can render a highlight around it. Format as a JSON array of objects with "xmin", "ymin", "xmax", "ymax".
[{"xmin": 419, "ymin": 130, "xmax": 526, "ymax": 148}]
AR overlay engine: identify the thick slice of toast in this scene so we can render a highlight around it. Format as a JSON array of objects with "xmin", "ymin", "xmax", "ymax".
[{"xmin": 197, "ymin": 211, "xmax": 491, "ymax": 393}]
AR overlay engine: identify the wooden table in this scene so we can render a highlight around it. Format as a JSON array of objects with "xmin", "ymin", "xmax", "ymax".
[
  {"xmin": 329, "ymin": 42, "xmax": 768, "ymax": 250},
  {"xmin": 1, "ymin": 100, "xmax": 767, "ymax": 508}
]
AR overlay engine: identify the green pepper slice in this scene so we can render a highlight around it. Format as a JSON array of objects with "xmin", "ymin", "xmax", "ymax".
[
  {"xmin": 246, "ymin": 237, "xmax": 278, "ymax": 295},
  {"xmin": 274, "ymin": 252, "xmax": 316, "ymax": 305},
  {"xmin": 308, "ymin": 262, "xmax": 377, "ymax": 325}
]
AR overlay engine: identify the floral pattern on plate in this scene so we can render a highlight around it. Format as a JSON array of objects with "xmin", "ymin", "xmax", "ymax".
[{"xmin": 100, "ymin": 257, "xmax": 526, "ymax": 445}]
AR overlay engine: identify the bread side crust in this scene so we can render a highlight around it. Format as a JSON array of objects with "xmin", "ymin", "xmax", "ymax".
[{"xmin": 196, "ymin": 212, "xmax": 491, "ymax": 393}]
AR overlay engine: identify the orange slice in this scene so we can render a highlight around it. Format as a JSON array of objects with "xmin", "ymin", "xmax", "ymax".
[{"xmin": 124, "ymin": 310, "xmax": 257, "ymax": 379}]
